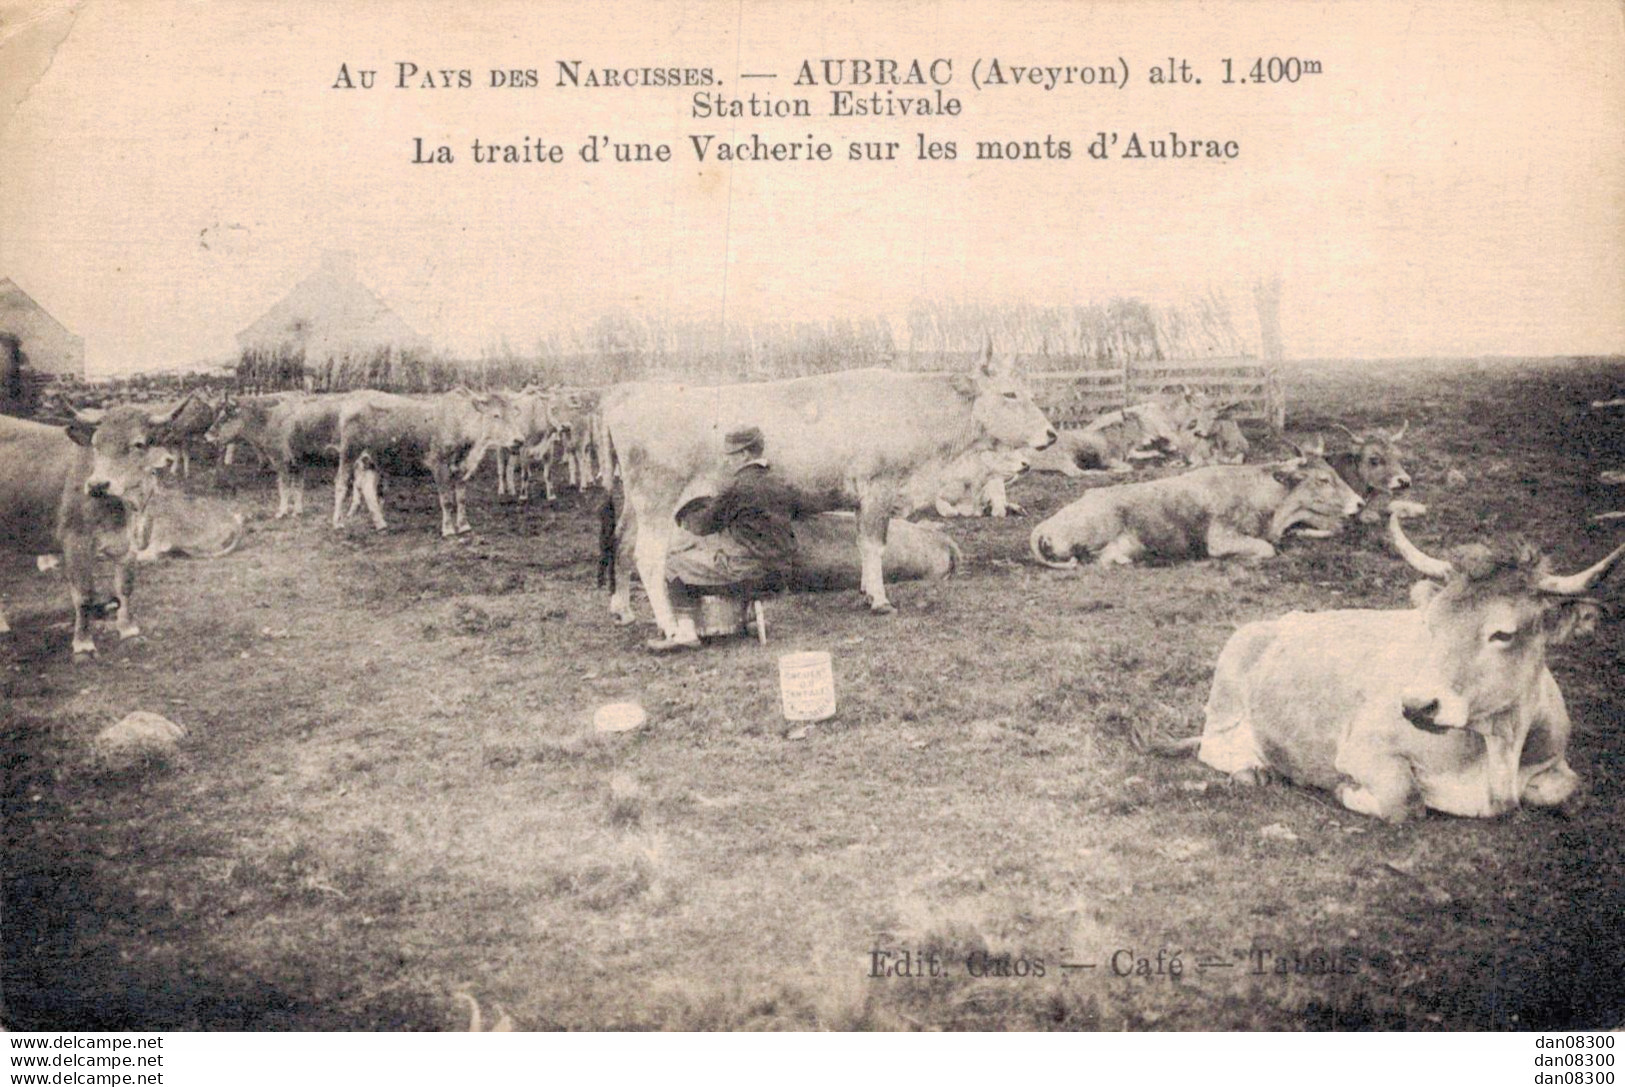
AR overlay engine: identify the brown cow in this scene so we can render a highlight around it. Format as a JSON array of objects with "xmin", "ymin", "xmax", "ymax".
[
  {"xmin": 602, "ymin": 345, "xmax": 1056, "ymax": 633},
  {"xmin": 206, "ymin": 393, "xmax": 345, "ymax": 518},
  {"xmin": 1, "ymin": 404, "xmax": 184, "ymax": 655},
  {"xmin": 1326, "ymin": 421, "xmax": 1412, "ymax": 524},
  {"xmin": 334, "ymin": 389, "xmax": 526, "ymax": 536},
  {"xmin": 1172, "ymin": 512, "xmax": 1623, "ymax": 821},
  {"xmin": 1029, "ymin": 443, "xmax": 1364, "ymax": 568}
]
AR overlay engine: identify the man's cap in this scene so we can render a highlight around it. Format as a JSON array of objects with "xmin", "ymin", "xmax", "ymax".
[{"xmin": 724, "ymin": 426, "xmax": 764, "ymax": 454}]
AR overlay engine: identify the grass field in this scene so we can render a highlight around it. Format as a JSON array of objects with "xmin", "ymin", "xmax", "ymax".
[{"xmin": 4, "ymin": 356, "xmax": 1624, "ymax": 1031}]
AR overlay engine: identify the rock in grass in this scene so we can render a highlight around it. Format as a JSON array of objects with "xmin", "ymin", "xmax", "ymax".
[
  {"xmin": 91, "ymin": 712, "xmax": 186, "ymax": 772},
  {"xmin": 593, "ymin": 702, "xmax": 646, "ymax": 733}
]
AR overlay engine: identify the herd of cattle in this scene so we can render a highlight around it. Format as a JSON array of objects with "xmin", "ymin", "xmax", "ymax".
[{"xmin": 3, "ymin": 345, "xmax": 1622, "ymax": 827}]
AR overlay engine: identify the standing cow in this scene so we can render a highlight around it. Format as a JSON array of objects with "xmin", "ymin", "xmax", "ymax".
[
  {"xmin": 161, "ymin": 391, "xmax": 221, "ymax": 479},
  {"xmin": 1, "ymin": 403, "xmax": 184, "ymax": 655},
  {"xmin": 1173, "ymin": 512, "xmax": 1621, "ymax": 821},
  {"xmin": 206, "ymin": 393, "xmax": 345, "ymax": 518},
  {"xmin": 602, "ymin": 345, "xmax": 1056, "ymax": 634},
  {"xmin": 334, "ymin": 389, "xmax": 526, "ymax": 536}
]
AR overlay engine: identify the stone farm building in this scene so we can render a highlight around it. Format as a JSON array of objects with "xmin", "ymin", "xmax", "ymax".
[
  {"xmin": 236, "ymin": 251, "xmax": 425, "ymax": 365},
  {"xmin": 1, "ymin": 277, "xmax": 85, "ymax": 375},
  {"xmin": 2, "ymin": 278, "xmax": 85, "ymax": 413}
]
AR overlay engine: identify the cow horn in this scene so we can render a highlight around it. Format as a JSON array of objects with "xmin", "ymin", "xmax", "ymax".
[
  {"xmin": 1536, "ymin": 542, "xmax": 1625, "ymax": 596},
  {"xmin": 1389, "ymin": 512, "xmax": 1454, "ymax": 579},
  {"xmin": 1389, "ymin": 419, "xmax": 1409, "ymax": 443},
  {"xmin": 1332, "ymin": 422, "xmax": 1361, "ymax": 442}
]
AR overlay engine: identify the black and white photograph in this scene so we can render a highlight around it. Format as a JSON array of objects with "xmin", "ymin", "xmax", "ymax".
[{"xmin": 2, "ymin": 0, "xmax": 1622, "ymax": 1060}]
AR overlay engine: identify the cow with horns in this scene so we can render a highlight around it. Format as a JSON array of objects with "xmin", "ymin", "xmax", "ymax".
[{"xmin": 1167, "ymin": 511, "xmax": 1622, "ymax": 821}]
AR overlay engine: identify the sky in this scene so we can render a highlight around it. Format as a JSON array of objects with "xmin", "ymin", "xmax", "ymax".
[{"xmin": 1, "ymin": 0, "xmax": 1622, "ymax": 373}]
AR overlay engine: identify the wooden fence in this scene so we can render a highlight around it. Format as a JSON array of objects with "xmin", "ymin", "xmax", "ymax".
[{"xmin": 1026, "ymin": 356, "xmax": 1284, "ymax": 430}]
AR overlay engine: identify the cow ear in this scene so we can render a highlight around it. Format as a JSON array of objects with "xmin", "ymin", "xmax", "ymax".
[
  {"xmin": 1410, "ymin": 580, "xmax": 1442, "ymax": 609},
  {"xmin": 1271, "ymin": 459, "xmax": 1307, "ymax": 486},
  {"xmin": 1290, "ymin": 434, "xmax": 1325, "ymax": 458},
  {"xmin": 1541, "ymin": 599, "xmax": 1601, "ymax": 645},
  {"xmin": 66, "ymin": 419, "xmax": 97, "ymax": 447}
]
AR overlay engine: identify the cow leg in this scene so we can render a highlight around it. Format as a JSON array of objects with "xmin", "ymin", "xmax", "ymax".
[
  {"xmin": 112, "ymin": 554, "xmax": 141, "ymax": 640},
  {"xmin": 332, "ymin": 450, "xmax": 352, "ymax": 528},
  {"xmin": 0, "ymin": 601, "xmax": 11, "ymax": 635},
  {"xmin": 1206, "ymin": 525, "xmax": 1276, "ymax": 561},
  {"xmin": 453, "ymin": 477, "xmax": 472, "ymax": 534},
  {"xmin": 428, "ymin": 461, "xmax": 458, "ymax": 537},
  {"xmin": 631, "ymin": 510, "xmax": 679, "ymax": 635},
  {"xmin": 355, "ymin": 463, "xmax": 387, "ymax": 531},
  {"xmin": 1520, "ymin": 673, "xmax": 1581, "ymax": 808},
  {"xmin": 273, "ymin": 466, "xmax": 292, "ymax": 518},
  {"xmin": 857, "ymin": 501, "xmax": 895, "ymax": 614},
  {"xmin": 495, "ymin": 448, "xmax": 511, "ymax": 498},
  {"xmin": 610, "ymin": 526, "xmax": 638, "ymax": 624},
  {"xmin": 292, "ymin": 467, "xmax": 307, "ymax": 517},
  {"xmin": 1096, "ymin": 533, "xmax": 1145, "ymax": 566},
  {"xmin": 983, "ymin": 476, "xmax": 1008, "ymax": 518},
  {"xmin": 61, "ymin": 540, "xmax": 98, "ymax": 657},
  {"xmin": 1334, "ymin": 744, "xmax": 1418, "ymax": 822}
]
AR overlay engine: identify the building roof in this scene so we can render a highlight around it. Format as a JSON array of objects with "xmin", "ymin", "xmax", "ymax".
[
  {"xmin": 0, "ymin": 277, "xmax": 85, "ymax": 376},
  {"xmin": 236, "ymin": 251, "xmax": 424, "ymax": 358}
]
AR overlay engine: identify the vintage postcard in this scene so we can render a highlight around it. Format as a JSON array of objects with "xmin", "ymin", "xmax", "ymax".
[{"xmin": 1, "ymin": 0, "xmax": 1621, "ymax": 1058}]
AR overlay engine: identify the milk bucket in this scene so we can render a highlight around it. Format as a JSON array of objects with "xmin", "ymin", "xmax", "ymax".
[{"xmin": 778, "ymin": 651, "xmax": 836, "ymax": 721}]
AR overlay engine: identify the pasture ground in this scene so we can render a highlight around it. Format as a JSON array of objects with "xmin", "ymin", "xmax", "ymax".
[{"xmin": 3, "ymin": 357, "xmax": 1624, "ymax": 1030}]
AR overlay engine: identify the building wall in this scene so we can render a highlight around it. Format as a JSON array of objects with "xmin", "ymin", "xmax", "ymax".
[{"xmin": 0, "ymin": 282, "xmax": 86, "ymax": 378}]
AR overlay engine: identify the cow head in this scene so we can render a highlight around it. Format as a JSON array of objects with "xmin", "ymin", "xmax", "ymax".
[
  {"xmin": 961, "ymin": 338, "xmax": 1057, "ymax": 451},
  {"xmin": 71, "ymin": 403, "xmax": 183, "ymax": 509},
  {"xmin": 1183, "ymin": 402, "xmax": 1249, "ymax": 465},
  {"xmin": 1390, "ymin": 512, "xmax": 1622, "ymax": 732},
  {"xmin": 1335, "ymin": 421, "xmax": 1411, "ymax": 494},
  {"xmin": 203, "ymin": 394, "xmax": 242, "ymax": 445},
  {"xmin": 1267, "ymin": 438, "xmax": 1366, "ymax": 537},
  {"xmin": 454, "ymin": 388, "xmax": 529, "ymax": 480}
]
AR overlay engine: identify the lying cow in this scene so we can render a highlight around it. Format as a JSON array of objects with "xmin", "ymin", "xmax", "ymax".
[
  {"xmin": 1029, "ymin": 443, "xmax": 1364, "ymax": 568},
  {"xmin": 334, "ymin": 389, "xmax": 525, "ymax": 536},
  {"xmin": 1, "ymin": 403, "xmax": 184, "ymax": 655},
  {"xmin": 598, "ymin": 507, "xmax": 958, "ymax": 603},
  {"xmin": 602, "ymin": 342, "xmax": 1056, "ymax": 633},
  {"xmin": 930, "ymin": 447, "xmax": 1031, "ymax": 518},
  {"xmin": 1169, "ymin": 512, "xmax": 1621, "ymax": 821},
  {"xmin": 1326, "ymin": 421, "xmax": 1412, "ymax": 524},
  {"xmin": 130, "ymin": 487, "xmax": 245, "ymax": 563},
  {"xmin": 206, "ymin": 393, "xmax": 345, "ymax": 518},
  {"xmin": 1182, "ymin": 403, "xmax": 1250, "ymax": 467}
]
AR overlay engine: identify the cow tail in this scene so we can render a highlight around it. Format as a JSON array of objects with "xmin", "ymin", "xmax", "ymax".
[
  {"xmin": 596, "ymin": 493, "xmax": 618, "ymax": 590},
  {"xmin": 1030, "ymin": 527, "xmax": 1080, "ymax": 569}
]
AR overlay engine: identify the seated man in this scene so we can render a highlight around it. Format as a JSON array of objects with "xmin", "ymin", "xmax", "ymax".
[{"xmin": 649, "ymin": 426, "xmax": 811, "ymax": 652}]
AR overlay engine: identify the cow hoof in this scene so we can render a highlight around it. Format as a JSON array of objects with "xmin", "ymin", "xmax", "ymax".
[
  {"xmin": 117, "ymin": 624, "xmax": 142, "ymax": 640},
  {"xmin": 456, "ymin": 525, "xmax": 473, "ymax": 536},
  {"xmin": 611, "ymin": 610, "xmax": 636, "ymax": 626},
  {"xmin": 869, "ymin": 601, "xmax": 897, "ymax": 615},
  {"xmin": 72, "ymin": 645, "xmax": 97, "ymax": 660}
]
